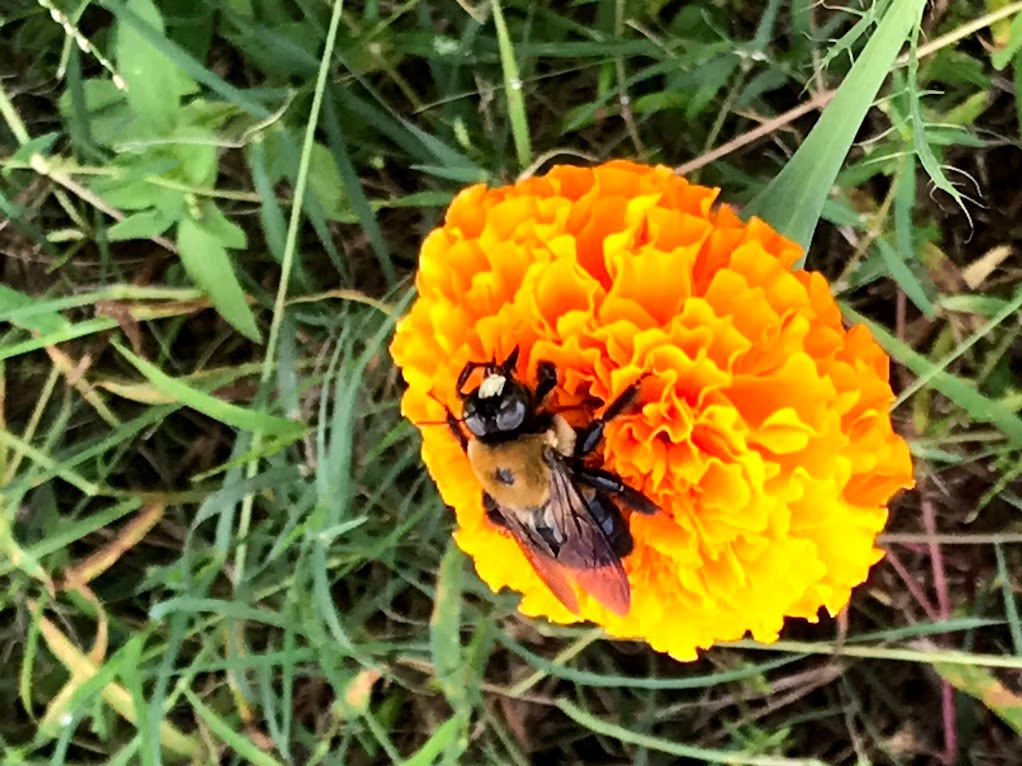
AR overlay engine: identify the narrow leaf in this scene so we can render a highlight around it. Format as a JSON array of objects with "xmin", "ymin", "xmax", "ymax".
[
  {"xmin": 842, "ymin": 306, "xmax": 1022, "ymax": 444},
  {"xmin": 114, "ymin": 342, "xmax": 305, "ymax": 439},
  {"xmin": 398, "ymin": 715, "xmax": 467, "ymax": 766},
  {"xmin": 107, "ymin": 207, "xmax": 177, "ymax": 241},
  {"xmin": 558, "ymin": 699, "xmax": 826, "ymax": 765},
  {"xmin": 491, "ymin": 0, "xmax": 532, "ymax": 169},
  {"xmin": 933, "ymin": 663, "xmax": 1022, "ymax": 735},
  {"xmin": 184, "ymin": 688, "xmax": 286, "ymax": 766},
  {"xmin": 430, "ymin": 541, "xmax": 467, "ymax": 713}
]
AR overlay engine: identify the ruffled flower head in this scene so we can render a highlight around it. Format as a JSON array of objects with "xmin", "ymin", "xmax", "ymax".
[{"xmin": 390, "ymin": 160, "xmax": 914, "ymax": 660}]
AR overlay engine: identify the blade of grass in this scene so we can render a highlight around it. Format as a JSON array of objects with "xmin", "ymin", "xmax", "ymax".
[
  {"xmin": 994, "ymin": 543, "xmax": 1022, "ymax": 655},
  {"xmin": 558, "ymin": 699, "xmax": 827, "ymax": 766},
  {"xmin": 890, "ymin": 284, "xmax": 1022, "ymax": 409},
  {"xmin": 183, "ymin": 687, "xmax": 285, "ymax": 766},
  {"xmin": 113, "ymin": 342, "xmax": 305, "ymax": 440},
  {"xmin": 876, "ymin": 237, "xmax": 935, "ymax": 317},
  {"xmin": 321, "ymin": 89, "xmax": 395, "ymax": 284},
  {"xmin": 234, "ymin": 0, "xmax": 346, "ymax": 586},
  {"xmin": 430, "ymin": 541, "xmax": 468, "ymax": 715},
  {"xmin": 397, "ymin": 715, "xmax": 465, "ymax": 766},
  {"xmin": 495, "ymin": 631, "xmax": 804, "ymax": 690},
  {"xmin": 0, "ymin": 428, "xmax": 101, "ymax": 496},
  {"xmin": 726, "ymin": 639, "xmax": 1022, "ymax": 669},
  {"xmin": 491, "ymin": 0, "xmax": 532, "ymax": 169},
  {"xmin": 0, "ymin": 497, "xmax": 143, "ymax": 579},
  {"xmin": 932, "ymin": 663, "xmax": 1022, "ymax": 735},
  {"xmin": 842, "ymin": 304, "xmax": 1022, "ymax": 443},
  {"xmin": 745, "ymin": 0, "xmax": 927, "ymax": 259},
  {"xmin": 33, "ymin": 610, "xmax": 199, "ymax": 758}
]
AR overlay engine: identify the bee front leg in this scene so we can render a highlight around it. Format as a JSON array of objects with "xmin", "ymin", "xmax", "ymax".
[
  {"xmin": 439, "ymin": 403, "xmax": 469, "ymax": 452},
  {"xmin": 575, "ymin": 376, "xmax": 646, "ymax": 458}
]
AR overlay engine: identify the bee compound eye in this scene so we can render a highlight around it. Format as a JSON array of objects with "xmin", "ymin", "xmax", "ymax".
[
  {"xmin": 464, "ymin": 412, "xmax": 486, "ymax": 437},
  {"xmin": 496, "ymin": 398, "xmax": 526, "ymax": 431}
]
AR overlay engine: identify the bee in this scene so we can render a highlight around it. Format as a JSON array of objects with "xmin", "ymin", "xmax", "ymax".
[{"xmin": 439, "ymin": 346, "xmax": 658, "ymax": 616}]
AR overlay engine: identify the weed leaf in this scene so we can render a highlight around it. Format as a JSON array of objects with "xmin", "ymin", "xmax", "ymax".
[{"xmin": 177, "ymin": 213, "xmax": 260, "ymax": 341}]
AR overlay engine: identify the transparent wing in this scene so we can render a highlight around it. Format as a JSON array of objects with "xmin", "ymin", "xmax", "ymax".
[{"xmin": 489, "ymin": 454, "xmax": 630, "ymax": 616}]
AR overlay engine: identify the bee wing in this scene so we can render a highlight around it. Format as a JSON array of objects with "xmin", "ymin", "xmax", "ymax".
[
  {"xmin": 546, "ymin": 458, "xmax": 631, "ymax": 616},
  {"xmin": 499, "ymin": 512, "xmax": 581, "ymax": 615},
  {"xmin": 489, "ymin": 455, "xmax": 631, "ymax": 617}
]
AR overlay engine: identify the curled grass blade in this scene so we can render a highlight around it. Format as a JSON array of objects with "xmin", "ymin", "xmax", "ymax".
[{"xmin": 746, "ymin": 0, "xmax": 927, "ymax": 258}]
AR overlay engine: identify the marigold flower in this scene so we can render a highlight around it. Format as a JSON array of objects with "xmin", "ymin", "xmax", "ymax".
[{"xmin": 390, "ymin": 160, "xmax": 914, "ymax": 660}]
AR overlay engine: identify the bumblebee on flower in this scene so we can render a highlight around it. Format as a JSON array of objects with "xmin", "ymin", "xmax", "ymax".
[{"xmin": 391, "ymin": 160, "xmax": 914, "ymax": 661}]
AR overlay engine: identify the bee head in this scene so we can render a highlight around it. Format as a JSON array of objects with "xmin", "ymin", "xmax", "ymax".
[{"xmin": 457, "ymin": 346, "xmax": 530, "ymax": 438}]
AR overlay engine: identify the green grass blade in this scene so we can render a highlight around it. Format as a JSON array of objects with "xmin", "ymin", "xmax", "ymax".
[
  {"xmin": 430, "ymin": 541, "xmax": 468, "ymax": 714},
  {"xmin": 875, "ymin": 237, "xmax": 934, "ymax": 317},
  {"xmin": 113, "ymin": 343, "xmax": 305, "ymax": 439},
  {"xmin": 0, "ymin": 284, "xmax": 68, "ymax": 334},
  {"xmin": 558, "ymin": 699, "xmax": 827, "ymax": 766},
  {"xmin": 491, "ymin": 0, "xmax": 532, "ymax": 169},
  {"xmin": 149, "ymin": 597, "xmax": 290, "ymax": 630},
  {"xmin": 184, "ymin": 687, "xmax": 286, "ymax": 766},
  {"xmin": 495, "ymin": 631, "xmax": 804, "ymax": 689},
  {"xmin": 246, "ymin": 139, "xmax": 287, "ymax": 264},
  {"xmin": 842, "ymin": 305, "xmax": 1022, "ymax": 444},
  {"xmin": 745, "ymin": 0, "xmax": 927, "ymax": 259},
  {"xmin": 398, "ymin": 715, "xmax": 466, "ymax": 766},
  {"xmin": 892, "ymin": 284, "xmax": 1022, "ymax": 408},
  {"xmin": 0, "ymin": 318, "xmax": 120, "ymax": 362},
  {"xmin": 932, "ymin": 663, "xmax": 1022, "ymax": 735},
  {"xmin": 321, "ymin": 90, "xmax": 395, "ymax": 284},
  {"xmin": 234, "ymin": 0, "xmax": 346, "ymax": 589},
  {"xmin": 995, "ymin": 543, "xmax": 1022, "ymax": 655}
]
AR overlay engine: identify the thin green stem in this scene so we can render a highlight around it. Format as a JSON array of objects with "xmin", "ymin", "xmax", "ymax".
[{"xmin": 233, "ymin": 0, "xmax": 346, "ymax": 586}]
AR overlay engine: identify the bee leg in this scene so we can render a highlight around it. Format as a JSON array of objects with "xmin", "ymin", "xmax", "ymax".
[
  {"xmin": 534, "ymin": 360, "xmax": 558, "ymax": 404},
  {"xmin": 587, "ymin": 494, "xmax": 633, "ymax": 556},
  {"xmin": 575, "ymin": 376, "xmax": 646, "ymax": 458},
  {"xmin": 576, "ymin": 467, "xmax": 658, "ymax": 515},
  {"xmin": 441, "ymin": 403, "xmax": 469, "ymax": 452},
  {"xmin": 483, "ymin": 492, "xmax": 509, "ymax": 529}
]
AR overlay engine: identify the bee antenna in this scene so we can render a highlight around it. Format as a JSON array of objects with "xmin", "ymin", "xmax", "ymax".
[{"xmin": 502, "ymin": 345, "xmax": 520, "ymax": 374}]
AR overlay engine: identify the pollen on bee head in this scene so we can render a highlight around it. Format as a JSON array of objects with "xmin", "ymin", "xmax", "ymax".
[{"xmin": 478, "ymin": 374, "xmax": 506, "ymax": 399}]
